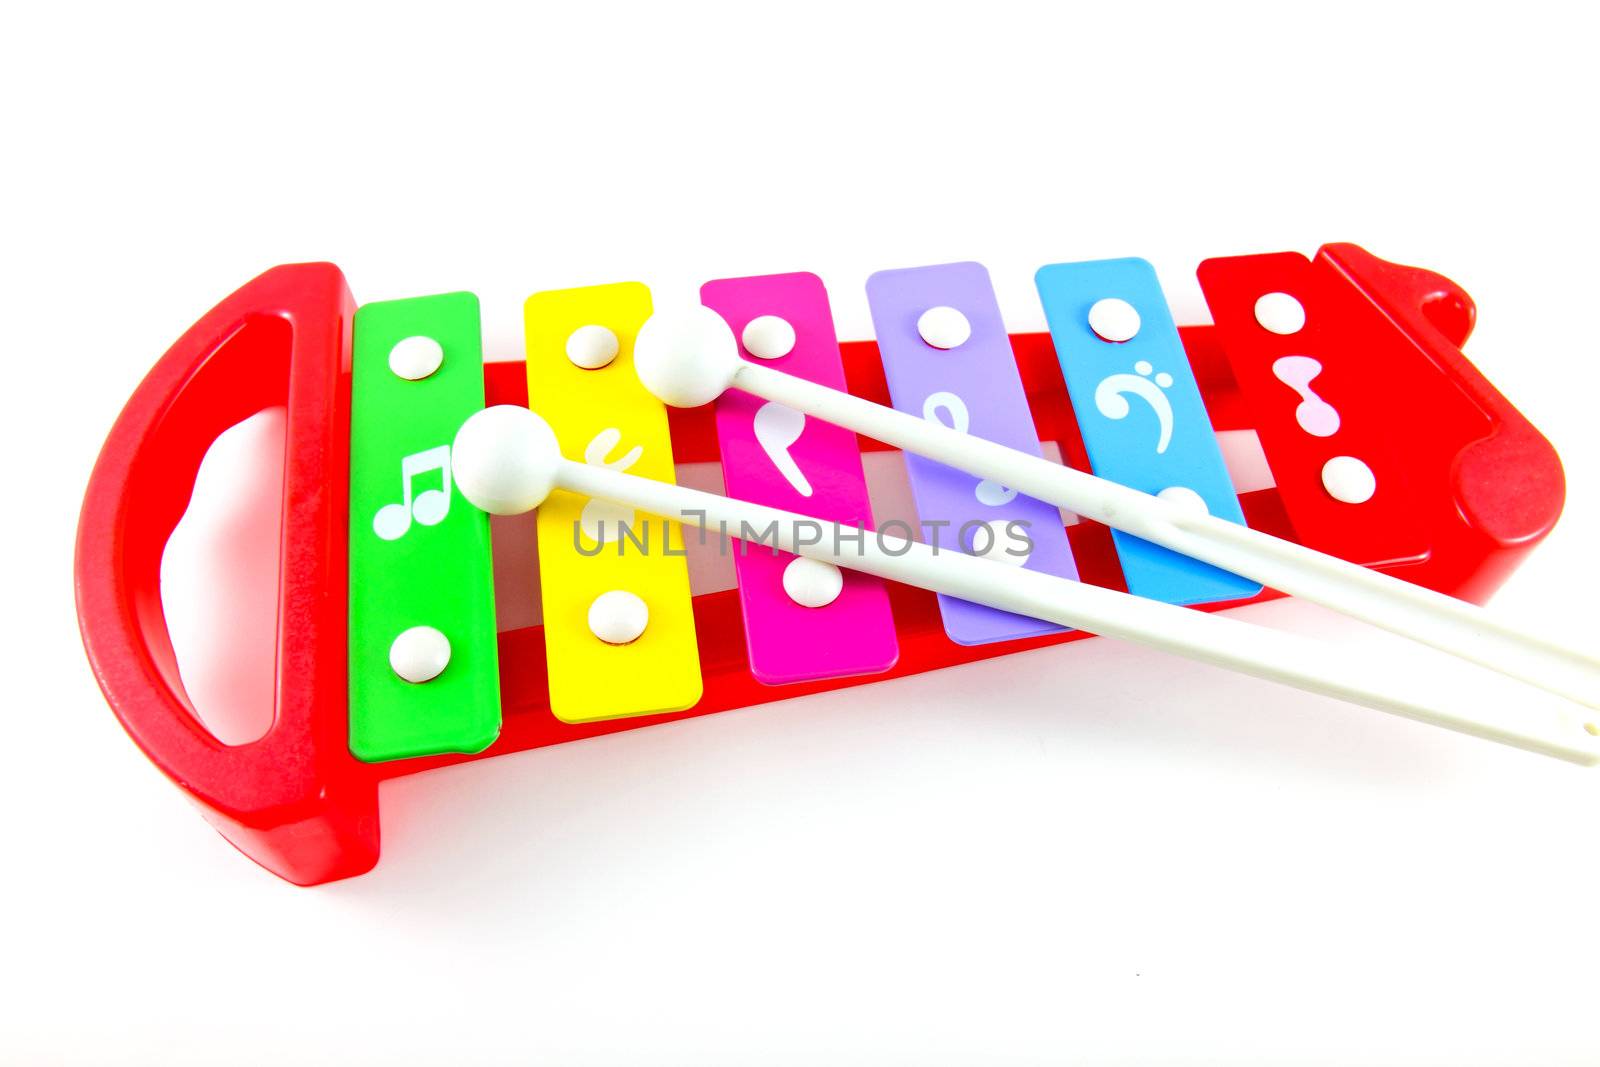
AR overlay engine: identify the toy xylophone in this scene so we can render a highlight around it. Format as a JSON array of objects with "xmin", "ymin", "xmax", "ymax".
[{"xmin": 76, "ymin": 244, "xmax": 1598, "ymax": 886}]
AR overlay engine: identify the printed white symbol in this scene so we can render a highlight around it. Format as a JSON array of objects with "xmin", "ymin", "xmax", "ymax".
[
  {"xmin": 580, "ymin": 428, "xmax": 644, "ymax": 544},
  {"xmin": 753, "ymin": 401, "xmax": 813, "ymax": 497},
  {"xmin": 1271, "ymin": 355, "xmax": 1340, "ymax": 438},
  {"xmin": 922, "ymin": 391, "xmax": 1017, "ymax": 505},
  {"xmin": 1094, "ymin": 361, "xmax": 1176, "ymax": 454},
  {"xmin": 373, "ymin": 444, "xmax": 452, "ymax": 541}
]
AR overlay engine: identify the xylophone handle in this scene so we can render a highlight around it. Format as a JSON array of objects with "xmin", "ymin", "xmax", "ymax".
[{"xmin": 75, "ymin": 263, "xmax": 378, "ymax": 885}]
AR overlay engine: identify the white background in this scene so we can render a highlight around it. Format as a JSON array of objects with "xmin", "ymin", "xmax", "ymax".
[{"xmin": 5, "ymin": 2, "xmax": 1599, "ymax": 1064}]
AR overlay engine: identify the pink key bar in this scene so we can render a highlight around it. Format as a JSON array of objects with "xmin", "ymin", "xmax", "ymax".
[{"xmin": 703, "ymin": 272, "xmax": 900, "ymax": 684}]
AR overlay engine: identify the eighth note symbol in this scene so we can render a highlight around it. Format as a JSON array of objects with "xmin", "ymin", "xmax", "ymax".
[
  {"xmin": 1094, "ymin": 361, "xmax": 1175, "ymax": 454},
  {"xmin": 373, "ymin": 444, "xmax": 452, "ymax": 541},
  {"xmin": 754, "ymin": 402, "xmax": 813, "ymax": 497}
]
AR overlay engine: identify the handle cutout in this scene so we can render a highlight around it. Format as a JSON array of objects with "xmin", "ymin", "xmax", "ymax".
[{"xmin": 159, "ymin": 406, "xmax": 287, "ymax": 746}]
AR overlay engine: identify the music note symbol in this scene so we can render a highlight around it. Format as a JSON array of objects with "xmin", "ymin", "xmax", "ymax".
[
  {"xmin": 1271, "ymin": 355, "xmax": 1340, "ymax": 437},
  {"xmin": 922, "ymin": 391, "xmax": 1017, "ymax": 505},
  {"xmin": 373, "ymin": 444, "xmax": 452, "ymax": 541},
  {"xmin": 580, "ymin": 428, "xmax": 645, "ymax": 544},
  {"xmin": 754, "ymin": 402, "xmax": 813, "ymax": 497},
  {"xmin": 1093, "ymin": 360, "xmax": 1176, "ymax": 454}
]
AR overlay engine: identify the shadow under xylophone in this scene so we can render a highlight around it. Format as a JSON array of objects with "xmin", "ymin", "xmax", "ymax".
[{"xmin": 76, "ymin": 244, "xmax": 1572, "ymax": 885}]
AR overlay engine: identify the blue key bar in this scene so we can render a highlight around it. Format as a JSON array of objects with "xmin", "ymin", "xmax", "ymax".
[{"xmin": 1035, "ymin": 258, "xmax": 1260, "ymax": 605}]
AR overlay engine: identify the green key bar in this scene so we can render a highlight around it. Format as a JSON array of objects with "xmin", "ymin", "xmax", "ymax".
[{"xmin": 348, "ymin": 292, "xmax": 500, "ymax": 762}]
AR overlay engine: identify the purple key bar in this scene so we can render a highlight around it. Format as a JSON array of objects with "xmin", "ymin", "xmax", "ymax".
[{"xmin": 866, "ymin": 262, "xmax": 1080, "ymax": 645}]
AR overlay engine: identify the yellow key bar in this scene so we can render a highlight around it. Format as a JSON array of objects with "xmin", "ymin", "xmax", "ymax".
[{"xmin": 525, "ymin": 282, "xmax": 703, "ymax": 723}]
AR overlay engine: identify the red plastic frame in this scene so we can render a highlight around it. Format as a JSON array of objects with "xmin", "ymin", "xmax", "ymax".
[{"xmin": 75, "ymin": 246, "xmax": 1565, "ymax": 885}]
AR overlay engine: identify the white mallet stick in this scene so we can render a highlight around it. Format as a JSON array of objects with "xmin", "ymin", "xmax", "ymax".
[
  {"xmin": 451, "ymin": 405, "xmax": 1600, "ymax": 765},
  {"xmin": 628, "ymin": 308, "xmax": 1600, "ymax": 713}
]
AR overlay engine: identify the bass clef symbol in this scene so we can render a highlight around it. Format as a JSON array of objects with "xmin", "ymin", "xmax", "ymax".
[{"xmin": 1094, "ymin": 360, "xmax": 1176, "ymax": 454}]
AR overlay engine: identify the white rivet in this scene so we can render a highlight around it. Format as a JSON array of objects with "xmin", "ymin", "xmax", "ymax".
[
  {"xmin": 389, "ymin": 625, "xmax": 450, "ymax": 684},
  {"xmin": 917, "ymin": 306, "xmax": 972, "ymax": 350},
  {"xmin": 967, "ymin": 518, "xmax": 1032, "ymax": 567},
  {"xmin": 389, "ymin": 335, "xmax": 444, "ymax": 380},
  {"xmin": 1322, "ymin": 456, "xmax": 1376, "ymax": 504},
  {"xmin": 566, "ymin": 324, "xmax": 620, "ymax": 370},
  {"xmin": 742, "ymin": 315, "xmax": 796, "ymax": 360},
  {"xmin": 782, "ymin": 556, "xmax": 844, "ymax": 608},
  {"xmin": 1255, "ymin": 292, "xmax": 1306, "ymax": 335},
  {"xmin": 588, "ymin": 590, "xmax": 649, "ymax": 645},
  {"xmin": 1157, "ymin": 485, "xmax": 1210, "ymax": 516},
  {"xmin": 1087, "ymin": 298, "xmax": 1140, "ymax": 343}
]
